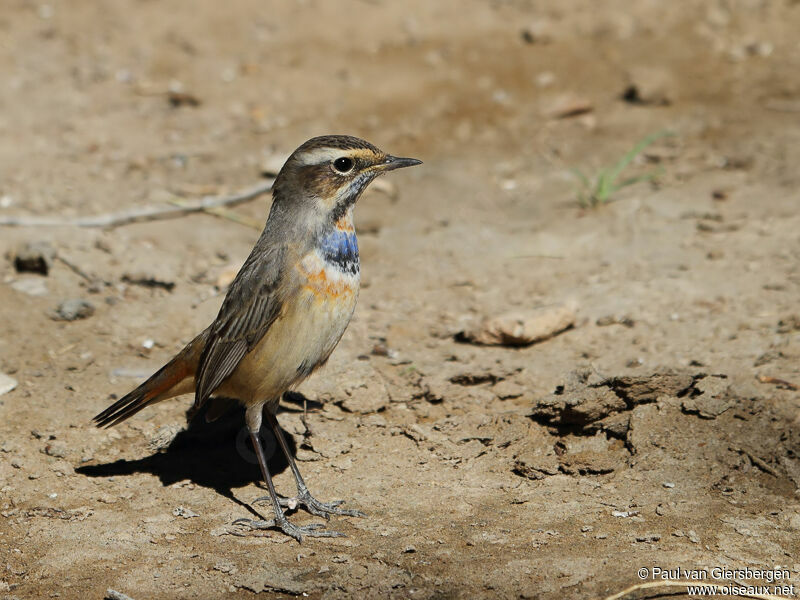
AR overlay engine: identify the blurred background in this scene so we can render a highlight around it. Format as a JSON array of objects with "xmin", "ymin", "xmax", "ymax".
[{"xmin": 1, "ymin": 1, "xmax": 799, "ymax": 598}]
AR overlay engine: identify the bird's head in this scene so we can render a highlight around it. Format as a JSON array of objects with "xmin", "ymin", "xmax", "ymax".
[{"xmin": 271, "ymin": 135, "xmax": 421, "ymax": 225}]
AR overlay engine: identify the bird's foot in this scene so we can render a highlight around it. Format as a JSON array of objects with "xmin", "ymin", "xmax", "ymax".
[
  {"xmin": 232, "ymin": 516, "xmax": 344, "ymax": 542},
  {"xmin": 255, "ymin": 491, "xmax": 366, "ymax": 519}
]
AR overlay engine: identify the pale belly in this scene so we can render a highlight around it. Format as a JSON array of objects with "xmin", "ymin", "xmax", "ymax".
[{"xmin": 217, "ymin": 255, "xmax": 359, "ymax": 406}]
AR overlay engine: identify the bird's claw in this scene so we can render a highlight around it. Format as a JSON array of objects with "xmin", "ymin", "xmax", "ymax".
[
  {"xmin": 232, "ymin": 517, "xmax": 344, "ymax": 542},
  {"xmin": 254, "ymin": 492, "xmax": 366, "ymax": 519}
]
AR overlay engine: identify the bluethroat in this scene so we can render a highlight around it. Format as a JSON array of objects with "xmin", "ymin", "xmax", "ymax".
[{"xmin": 94, "ymin": 135, "xmax": 422, "ymax": 541}]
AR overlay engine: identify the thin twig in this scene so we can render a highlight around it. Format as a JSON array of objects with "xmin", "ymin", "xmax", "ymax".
[
  {"xmin": 165, "ymin": 196, "xmax": 262, "ymax": 229},
  {"xmin": 736, "ymin": 447, "xmax": 779, "ymax": 477},
  {"xmin": 602, "ymin": 580, "xmax": 784, "ymax": 600},
  {"xmin": 0, "ymin": 180, "xmax": 274, "ymax": 228},
  {"xmin": 55, "ymin": 254, "xmax": 96, "ymax": 283}
]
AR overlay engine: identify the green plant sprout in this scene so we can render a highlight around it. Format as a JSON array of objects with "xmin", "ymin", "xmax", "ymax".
[{"xmin": 572, "ymin": 130, "xmax": 673, "ymax": 208}]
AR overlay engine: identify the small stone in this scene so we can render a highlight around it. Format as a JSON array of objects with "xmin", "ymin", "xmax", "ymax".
[
  {"xmin": 662, "ymin": 482, "xmax": 675, "ymax": 488},
  {"xmin": 43, "ymin": 441, "xmax": 67, "ymax": 458},
  {"xmin": 13, "ymin": 241, "xmax": 55, "ymax": 275},
  {"xmin": 541, "ymin": 93, "xmax": 593, "ymax": 119},
  {"xmin": 51, "ymin": 299, "xmax": 95, "ymax": 321},
  {"xmin": 0, "ymin": 373, "xmax": 17, "ymax": 397},
  {"xmin": 403, "ymin": 545, "xmax": 417, "ymax": 553},
  {"xmin": 173, "ymin": 506, "xmax": 199, "ymax": 518},
  {"xmin": 687, "ymin": 530, "xmax": 700, "ymax": 543},
  {"xmin": 370, "ymin": 342, "xmax": 394, "ymax": 357},
  {"xmin": 520, "ymin": 20, "xmax": 555, "ymax": 44},
  {"xmin": 622, "ymin": 67, "xmax": 675, "ymax": 106},
  {"xmin": 612, "ymin": 510, "xmax": 639, "ymax": 518}
]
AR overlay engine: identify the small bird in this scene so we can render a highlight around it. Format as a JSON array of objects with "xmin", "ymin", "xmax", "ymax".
[{"xmin": 94, "ymin": 135, "xmax": 421, "ymax": 541}]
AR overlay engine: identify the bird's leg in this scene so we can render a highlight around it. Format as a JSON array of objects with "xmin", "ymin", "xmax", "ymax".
[
  {"xmin": 234, "ymin": 408, "xmax": 344, "ymax": 541},
  {"xmin": 260, "ymin": 411, "xmax": 366, "ymax": 519}
]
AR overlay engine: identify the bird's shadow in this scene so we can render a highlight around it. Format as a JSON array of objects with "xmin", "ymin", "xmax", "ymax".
[{"xmin": 76, "ymin": 393, "xmax": 318, "ymax": 518}]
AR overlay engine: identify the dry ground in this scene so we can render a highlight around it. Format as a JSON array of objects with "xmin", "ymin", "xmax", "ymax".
[{"xmin": 1, "ymin": 1, "xmax": 799, "ymax": 598}]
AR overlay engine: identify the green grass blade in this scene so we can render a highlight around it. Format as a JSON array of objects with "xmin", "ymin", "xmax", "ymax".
[
  {"xmin": 606, "ymin": 130, "xmax": 673, "ymax": 187},
  {"xmin": 613, "ymin": 168, "xmax": 664, "ymax": 191}
]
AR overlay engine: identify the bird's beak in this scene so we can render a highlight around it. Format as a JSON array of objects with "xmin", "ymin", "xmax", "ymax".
[{"xmin": 379, "ymin": 155, "xmax": 423, "ymax": 171}]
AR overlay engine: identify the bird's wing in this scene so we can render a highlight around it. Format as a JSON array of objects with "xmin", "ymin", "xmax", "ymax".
[{"xmin": 195, "ymin": 243, "xmax": 290, "ymax": 406}]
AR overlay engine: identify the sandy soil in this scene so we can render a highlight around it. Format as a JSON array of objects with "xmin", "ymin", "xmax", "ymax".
[{"xmin": 1, "ymin": 1, "xmax": 799, "ymax": 598}]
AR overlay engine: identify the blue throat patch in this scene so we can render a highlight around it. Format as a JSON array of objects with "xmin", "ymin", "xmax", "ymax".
[{"xmin": 319, "ymin": 229, "xmax": 359, "ymax": 274}]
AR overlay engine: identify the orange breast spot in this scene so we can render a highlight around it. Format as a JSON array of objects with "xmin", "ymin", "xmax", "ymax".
[
  {"xmin": 334, "ymin": 214, "xmax": 355, "ymax": 232},
  {"xmin": 298, "ymin": 262, "xmax": 356, "ymax": 300}
]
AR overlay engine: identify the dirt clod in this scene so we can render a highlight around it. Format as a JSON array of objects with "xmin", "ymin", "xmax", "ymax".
[
  {"xmin": 51, "ymin": 299, "xmax": 95, "ymax": 321},
  {"xmin": 457, "ymin": 304, "xmax": 577, "ymax": 347},
  {"xmin": 13, "ymin": 241, "xmax": 55, "ymax": 275}
]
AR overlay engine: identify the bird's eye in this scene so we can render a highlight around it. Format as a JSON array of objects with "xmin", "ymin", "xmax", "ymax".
[{"xmin": 333, "ymin": 157, "xmax": 354, "ymax": 174}]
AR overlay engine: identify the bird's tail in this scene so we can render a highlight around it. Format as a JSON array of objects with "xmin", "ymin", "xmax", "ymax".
[{"xmin": 93, "ymin": 337, "xmax": 203, "ymax": 428}]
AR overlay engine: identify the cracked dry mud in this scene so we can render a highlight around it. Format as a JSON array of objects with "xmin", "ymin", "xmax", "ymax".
[{"xmin": 1, "ymin": 1, "xmax": 799, "ymax": 599}]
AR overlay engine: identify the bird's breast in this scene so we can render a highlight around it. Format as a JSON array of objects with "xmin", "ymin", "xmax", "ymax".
[{"xmin": 296, "ymin": 236, "xmax": 360, "ymax": 302}]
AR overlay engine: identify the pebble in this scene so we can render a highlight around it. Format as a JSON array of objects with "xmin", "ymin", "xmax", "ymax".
[
  {"xmin": 43, "ymin": 441, "xmax": 67, "ymax": 458},
  {"xmin": 13, "ymin": 241, "xmax": 55, "ymax": 275},
  {"xmin": 51, "ymin": 299, "xmax": 95, "ymax": 321},
  {"xmin": 622, "ymin": 66, "xmax": 675, "ymax": 105},
  {"xmin": 541, "ymin": 93, "xmax": 593, "ymax": 119},
  {"xmin": 0, "ymin": 373, "xmax": 17, "ymax": 397},
  {"xmin": 173, "ymin": 506, "xmax": 199, "ymax": 518}
]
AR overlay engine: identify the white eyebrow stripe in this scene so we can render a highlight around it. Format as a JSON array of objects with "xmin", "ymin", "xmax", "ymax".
[
  {"xmin": 295, "ymin": 148, "xmax": 343, "ymax": 166},
  {"xmin": 294, "ymin": 147, "xmax": 379, "ymax": 166}
]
